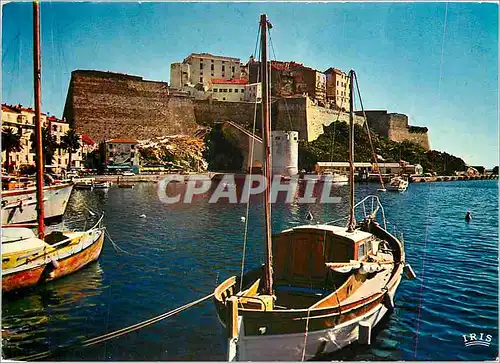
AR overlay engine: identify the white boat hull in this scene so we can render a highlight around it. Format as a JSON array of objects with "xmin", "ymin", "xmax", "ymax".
[
  {"xmin": 1, "ymin": 183, "xmax": 73, "ymax": 224},
  {"xmin": 233, "ymin": 274, "xmax": 402, "ymax": 361}
]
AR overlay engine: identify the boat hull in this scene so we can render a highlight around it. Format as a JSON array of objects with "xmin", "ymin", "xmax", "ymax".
[
  {"xmin": 235, "ymin": 273, "xmax": 401, "ymax": 361},
  {"xmin": 2, "ymin": 229, "xmax": 104, "ymax": 292},
  {"xmin": 1, "ymin": 183, "xmax": 74, "ymax": 224}
]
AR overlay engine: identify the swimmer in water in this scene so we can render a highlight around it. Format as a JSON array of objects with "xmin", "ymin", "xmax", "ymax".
[{"xmin": 465, "ymin": 211, "xmax": 472, "ymax": 222}]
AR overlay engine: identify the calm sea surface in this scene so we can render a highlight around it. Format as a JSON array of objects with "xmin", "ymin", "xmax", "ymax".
[{"xmin": 2, "ymin": 179, "xmax": 498, "ymax": 361}]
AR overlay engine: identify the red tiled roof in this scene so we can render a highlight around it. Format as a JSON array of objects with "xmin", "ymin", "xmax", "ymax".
[
  {"xmin": 2, "ymin": 104, "xmax": 20, "ymax": 113},
  {"xmin": 108, "ymin": 138, "xmax": 138, "ymax": 144},
  {"xmin": 81, "ymin": 134, "xmax": 95, "ymax": 145},
  {"xmin": 211, "ymin": 78, "xmax": 248, "ymax": 85}
]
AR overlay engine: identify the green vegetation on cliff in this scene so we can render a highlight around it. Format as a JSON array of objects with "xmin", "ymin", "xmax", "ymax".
[{"xmin": 299, "ymin": 122, "xmax": 467, "ymax": 175}]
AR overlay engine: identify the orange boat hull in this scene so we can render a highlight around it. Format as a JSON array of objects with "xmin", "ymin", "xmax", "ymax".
[{"xmin": 2, "ymin": 232, "xmax": 104, "ymax": 293}]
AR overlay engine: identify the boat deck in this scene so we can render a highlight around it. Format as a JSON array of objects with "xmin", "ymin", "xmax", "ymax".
[{"xmin": 341, "ymin": 254, "xmax": 394, "ymax": 306}]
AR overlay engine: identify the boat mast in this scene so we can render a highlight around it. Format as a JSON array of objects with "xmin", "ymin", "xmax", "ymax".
[
  {"xmin": 347, "ymin": 70, "xmax": 356, "ymax": 233},
  {"xmin": 33, "ymin": 0, "xmax": 45, "ymax": 239},
  {"xmin": 260, "ymin": 14, "xmax": 273, "ymax": 295}
]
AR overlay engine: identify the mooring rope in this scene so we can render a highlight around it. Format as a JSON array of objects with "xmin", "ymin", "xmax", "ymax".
[
  {"xmin": 13, "ymin": 292, "xmax": 215, "ymax": 361},
  {"xmin": 104, "ymin": 229, "xmax": 133, "ymax": 255},
  {"xmin": 301, "ymin": 308, "xmax": 312, "ymax": 361}
]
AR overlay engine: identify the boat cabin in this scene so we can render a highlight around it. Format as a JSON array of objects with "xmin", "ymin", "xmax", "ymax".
[{"xmin": 272, "ymin": 225, "xmax": 379, "ymax": 298}]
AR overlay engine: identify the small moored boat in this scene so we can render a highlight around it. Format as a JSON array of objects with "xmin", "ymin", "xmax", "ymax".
[{"xmin": 386, "ymin": 176, "xmax": 409, "ymax": 192}]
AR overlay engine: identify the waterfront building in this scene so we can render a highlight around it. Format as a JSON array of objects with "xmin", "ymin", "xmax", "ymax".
[
  {"xmin": 170, "ymin": 53, "xmax": 242, "ymax": 89},
  {"xmin": 325, "ymin": 67, "xmax": 350, "ymax": 111},
  {"xmin": 209, "ymin": 79, "xmax": 247, "ymax": 102},
  {"xmin": 46, "ymin": 116, "xmax": 83, "ymax": 173},
  {"xmin": 1, "ymin": 105, "xmax": 82, "ymax": 174},
  {"xmin": 103, "ymin": 138, "xmax": 139, "ymax": 168},
  {"xmin": 1, "ymin": 104, "xmax": 38, "ymax": 172},
  {"xmin": 314, "ymin": 162, "xmax": 373, "ymax": 174},
  {"xmin": 271, "ymin": 131, "xmax": 298, "ymax": 176}
]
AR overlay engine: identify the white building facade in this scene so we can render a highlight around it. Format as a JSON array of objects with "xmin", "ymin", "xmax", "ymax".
[
  {"xmin": 244, "ymin": 83, "xmax": 262, "ymax": 102},
  {"xmin": 170, "ymin": 53, "xmax": 242, "ymax": 89},
  {"xmin": 209, "ymin": 79, "xmax": 247, "ymax": 102}
]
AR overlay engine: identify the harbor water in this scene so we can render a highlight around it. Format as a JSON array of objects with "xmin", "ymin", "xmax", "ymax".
[{"xmin": 2, "ymin": 179, "xmax": 498, "ymax": 360}]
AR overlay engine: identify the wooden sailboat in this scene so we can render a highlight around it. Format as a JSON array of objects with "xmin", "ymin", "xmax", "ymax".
[
  {"xmin": 213, "ymin": 14, "xmax": 413, "ymax": 361},
  {"xmin": 1, "ymin": 1, "xmax": 105, "ymax": 293}
]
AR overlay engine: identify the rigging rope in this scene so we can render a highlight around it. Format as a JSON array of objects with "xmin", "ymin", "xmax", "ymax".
[
  {"xmin": 353, "ymin": 72, "xmax": 386, "ymax": 189},
  {"xmin": 13, "ymin": 292, "xmax": 215, "ymax": 361},
  {"xmin": 268, "ymin": 31, "xmax": 294, "ymax": 131},
  {"xmin": 329, "ymin": 93, "xmax": 345, "ymax": 162},
  {"xmin": 239, "ymin": 24, "xmax": 261, "ymax": 292}
]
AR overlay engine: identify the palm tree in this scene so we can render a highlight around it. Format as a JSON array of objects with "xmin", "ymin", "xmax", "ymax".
[
  {"xmin": 2, "ymin": 128, "xmax": 23, "ymax": 172},
  {"xmin": 30, "ymin": 127, "xmax": 59, "ymax": 166},
  {"xmin": 60, "ymin": 129, "xmax": 81, "ymax": 170}
]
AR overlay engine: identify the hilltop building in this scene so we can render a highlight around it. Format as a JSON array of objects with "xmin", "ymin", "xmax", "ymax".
[
  {"xmin": 170, "ymin": 53, "xmax": 242, "ymax": 89},
  {"xmin": 325, "ymin": 68, "xmax": 350, "ymax": 111},
  {"xmin": 248, "ymin": 60, "xmax": 327, "ymax": 104}
]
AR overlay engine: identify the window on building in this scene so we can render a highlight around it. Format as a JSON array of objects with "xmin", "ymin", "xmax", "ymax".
[
  {"xmin": 200, "ymin": 63, "xmax": 203, "ymax": 70},
  {"xmin": 213, "ymin": 89, "xmax": 218, "ymax": 93},
  {"xmin": 337, "ymin": 81, "xmax": 339, "ymax": 86},
  {"xmin": 211, "ymin": 64, "xmax": 214, "ymax": 71},
  {"xmin": 200, "ymin": 77, "xmax": 203, "ymax": 83},
  {"xmin": 229, "ymin": 89, "xmax": 232, "ymax": 93},
  {"xmin": 211, "ymin": 73, "xmax": 214, "ymax": 77},
  {"xmin": 234, "ymin": 89, "xmax": 238, "ymax": 93},
  {"xmin": 221, "ymin": 73, "xmax": 225, "ymax": 78},
  {"xmin": 222, "ymin": 65, "xmax": 225, "ymax": 72},
  {"xmin": 223, "ymin": 97, "xmax": 226, "ymax": 100},
  {"xmin": 131, "ymin": 145, "xmax": 135, "ymax": 150},
  {"xmin": 53, "ymin": 125, "xmax": 57, "ymax": 131},
  {"xmin": 232, "ymin": 66, "xmax": 235, "ymax": 72}
]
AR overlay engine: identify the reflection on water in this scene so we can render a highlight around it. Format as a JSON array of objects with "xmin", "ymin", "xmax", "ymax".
[{"xmin": 2, "ymin": 181, "xmax": 498, "ymax": 361}]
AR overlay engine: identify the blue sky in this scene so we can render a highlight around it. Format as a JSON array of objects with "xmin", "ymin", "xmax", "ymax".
[{"xmin": 2, "ymin": 2, "xmax": 498, "ymax": 167}]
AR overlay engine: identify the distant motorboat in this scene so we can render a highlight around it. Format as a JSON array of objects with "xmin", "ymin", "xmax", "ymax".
[
  {"xmin": 93, "ymin": 181, "xmax": 110, "ymax": 189},
  {"xmin": 386, "ymin": 176, "xmax": 409, "ymax": 192},
  {"xmin": 321, "ymin": 172, "xmax": 349, "ymax": 185},
  {"xmin": 118, "ymin": 183, "xmax": 135, "ymax": 189}
]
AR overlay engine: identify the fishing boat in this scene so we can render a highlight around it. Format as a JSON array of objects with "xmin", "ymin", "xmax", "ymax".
[
  {"xmin": 1, "ymin": 182, "xmax": 73, "ymax": 224},
  {"xmin": 213, "ymin": 15, "xmax": 414, "ymax": 361},
  {"xmin": 1, "ymin": 1, "xmax": 105, "ymax": 293},
  {"xmin": 386, "ymin": 176, "xmax": 409, "ymax": 192}
]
